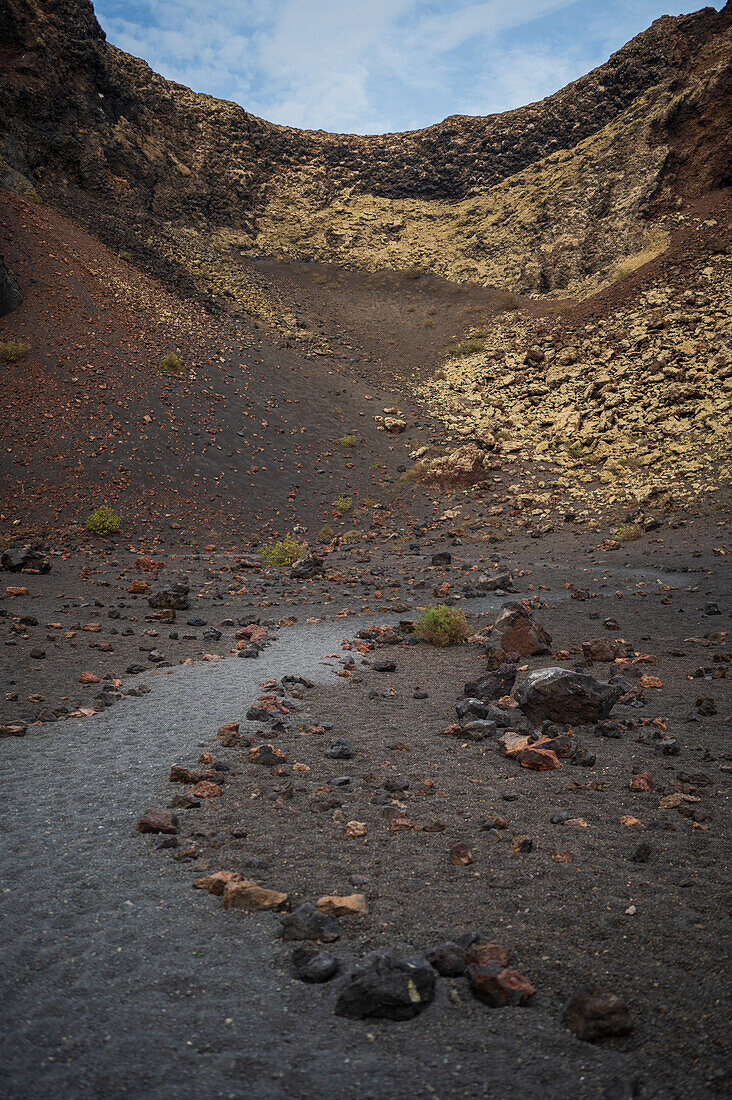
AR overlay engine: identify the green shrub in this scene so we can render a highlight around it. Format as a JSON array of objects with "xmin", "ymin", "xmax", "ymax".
[
  {"xmin": 160, "ymin": 352, "xmax": 184, "ymax": 374},
  {"xmin": 85, "ymin": 505, "xmax": 121, "ymax": 536},
  {"xmin": 261, "ymin": 535, "xmax": 308, "ymax": 567},
  {"xmin": 613, "ymin": 523, "xmax": 643, "ymax": 543},
  {"xmin": 416, "ymin": 605, "xmax": 468, "ymax": 647},
  {"xmin": 339, "ymin": 434, "xmax": 357, "ymax": 447},
  {"xmin": 0, "ymin": 341, "xmax": 30, "ymax": 362},
  {"xmin": 317, "ymin": 524, "xmax": 334, "ymax": 542},
  {"xmin": 334, "ymin": 495, "xmax": 352, "ymax": 514},
  {"xmin": 446, "ymin": 337, "xmax": 485, "ymax": 358},
  {"xmin": 341, "ymin": 528, "xmax": 361, "ymax": 543}
]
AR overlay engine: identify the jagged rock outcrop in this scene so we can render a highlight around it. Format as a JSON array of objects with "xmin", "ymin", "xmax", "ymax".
[{"xmin": 0, "ymin": 0, "xmax": 730, "ymax": 297}]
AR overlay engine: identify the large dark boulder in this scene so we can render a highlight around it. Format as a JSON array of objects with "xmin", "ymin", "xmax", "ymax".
[
  {"xmin": 290, "ymin": 553, "xmax": 324, "ymax": 580},
  {"xmin": 1, "ymin": 545, "xmax": 50, "ymax": 573},
  {"xmin": 519, "ymin": 667, "xmax": 621, "ymax": 724},
  {"xmin": 335, "ymin": 951, "xmax": 436, "ymax": 1020},
  {"xmin": 147, "ymin": 582, "xmax": 190, "ymax": 610}
]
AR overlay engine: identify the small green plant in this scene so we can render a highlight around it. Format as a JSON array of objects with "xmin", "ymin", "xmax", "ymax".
[
  {"xmin": 0, "ymin": 341, "xmax": 30, "ymax": 362},
  {"xmin": 416, "ymin": 605, "xmax": 468, "ymax": 647},
  {"xmin": 446, "ymin": 337, "xmax": 485, "ymax": 358},
  {"xmin": 339, "ymin": 434, "xmax": 357, "ymax": 447},
  {"xmin": 85, "ymin": 505, "xmax": 121, "ymax": 536},
  {"xmin": 160, "ymin": 352, "xmax": 184, "ymax": 374},
  {"xmin": 341, "ymin": 528, "xmax": 362, "ymax": 543},
  {"xmin": 261, "ymin": 535, "xmax": 308, "ymax": 567},
  {"xmin": 613, "ymin": 523, "xmax": 643, "ymax": 543},
  {"xmin": 318, "ymin": 524, "xmax": 334, "ymax": 542},
  {"xmin": 334, "ymin": 495, "xmax": 352, "ymax": 514}
]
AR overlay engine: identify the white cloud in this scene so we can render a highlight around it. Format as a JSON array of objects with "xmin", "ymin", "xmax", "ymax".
[{"xmin": 95, "ymin": 0, "xmax": 713, "ymax": 133}]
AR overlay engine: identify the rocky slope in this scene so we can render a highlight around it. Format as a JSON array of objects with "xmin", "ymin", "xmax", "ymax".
[
  {"xmin": 416, "ymin": 195, "xmax": 732, "ymax": 514},
  {"xmin": 0, "ymin": 0, "xmax": 730, "ymax": 299}
]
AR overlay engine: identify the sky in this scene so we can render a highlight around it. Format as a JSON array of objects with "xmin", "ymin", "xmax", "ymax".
[{"xmin": 93, "ymin": 0, "xmax": 723, "ymax": 134}]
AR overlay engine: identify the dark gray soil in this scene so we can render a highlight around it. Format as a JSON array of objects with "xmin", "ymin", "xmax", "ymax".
[{"xmin": 1, "ymin": 527, "xmax": 728, "ymax": 1100}]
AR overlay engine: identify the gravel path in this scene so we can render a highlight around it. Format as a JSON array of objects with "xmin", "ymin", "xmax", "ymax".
[{"xmin": 0, "ymin": 606, "xmax": 649, "ymax": 1100}]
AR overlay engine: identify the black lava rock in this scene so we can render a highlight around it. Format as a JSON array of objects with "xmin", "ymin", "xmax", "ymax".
[
  {"xmin": 291, "ymin": 944, "xmax": 339, "ymax": 983},
  {"xmin": 335, "ymin": 951, "xmax": 436, "ymax": 1020},
  {"xmin": 325, "ymin": 738, "xmax": 354, "ymax": 760},
  {"xmin": 520, "ymin": 667, "xmax": 621, "ymax": 724},
  {"xmin": 280, "ymin": 903, "xmax": 340, "ymax": 943}
]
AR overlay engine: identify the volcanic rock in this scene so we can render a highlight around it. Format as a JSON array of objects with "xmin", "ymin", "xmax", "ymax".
[
  {"xmin": 466, "ymin": 961, "xmax": 536, "ymax": 1007},
  {"xmin": 520, "ymin": 668, "xmax": 621, "ymax": 724},
  {"xmin": 291, "ymin": 944, "xmax": 340, "ymax": 983},
  {"xmin": 280, "ymin": 902, "xmax": 340, "ymax": 942},
  {"xmin": 147, "ymin": 583, "xmax": 190, "ymax": 611},
  {"xmin": 221, "ymin": 881, "xmax": 288, "ymax": 912},
  {"xmin": 564, "ymin": 985, "xmax": 634, "ymax": 1041},
  {"xmin": 1, "ymin": 546, "xmax": 50, "ymax": 573},
  {"xmin": 335, "ymin": 952, "xmax": 436, "ymax": 1020},
  {"xmin": 315, "ymin": 894, "xmax": 368, "ymax": 916},
  {"xmin": 290, "ymin": 554, "xmax": 325, "ymax": 579},
  {"xmin": 486, "ymin": 603, "xmax": 552, "ymax": 659},
  {"xmin": 422, "ymin": 444, "xmax": 488, "ymax": 488},
  {"xmin": 136, "ymin": 809, "xmax": 178, "ymax": 834}
]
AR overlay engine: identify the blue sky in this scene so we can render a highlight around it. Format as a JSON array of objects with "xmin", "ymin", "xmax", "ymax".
[{"xmin": 93, "ymin": 1, "xmax": 722, "ymax": 134}]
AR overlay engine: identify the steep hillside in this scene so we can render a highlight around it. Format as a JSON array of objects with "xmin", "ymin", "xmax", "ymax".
[{"xmin": 0, "ymin": 0, "xmax": 730, "ymax": 301}]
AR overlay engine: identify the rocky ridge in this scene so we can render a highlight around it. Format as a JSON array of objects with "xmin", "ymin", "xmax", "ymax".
[{"xmin": 0, "ymin": 1, "xmax": 730, "ymax": 300}]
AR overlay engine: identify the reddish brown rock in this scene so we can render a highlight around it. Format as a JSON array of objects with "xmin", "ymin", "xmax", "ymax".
[
  {"xmin": 221, "ymin": 881, "xmax": 288, "ymax": 912},
  {"xmin": 487, "ymin": 602, "xmax": 552, "ymax": 659},
  {"xmin": 216, "ymin": 721, "xmax": 240, "ymax": 746},
  {"xmin": 465, "ymin": 942, "xmax": 512, "ymax": 968},
  {"xmin": 78, "ymin": 671, "xmax": 100, "ymax": 684},
  {"xmin": 316, "ymin": 894, "xmax": 368, "ymax": 916},
  {"xmin": 170, "ymin": 765, "xmax": 216, "ymax": 784},
  {"xmin": 467, "ymin": 961, "xmax": 536, "ymax": 1006},
  {"xmin": 136, "ymin": 556, "xmax": 164, "ymax": 572},
  {"xmin": 516, "ymin": 747, "xmax": 562, "ymax": 771},
  {"xmin": 629, "ymin": 772, "xmax": 654, "ymax": 791},
  {"xmin": 193, "ymin": 871, "xmax": 243, "ymax": 895},
  {"xmin": 581, "ymin": 638, "xmax": 619, "ymax": 662},
  {"xmin": 190, "ymin": 780, "xmax": 223, "ymax": 798},
  {"xmin": 136, "ymin": 809, "xmax": 178, "ymax": 834}
]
